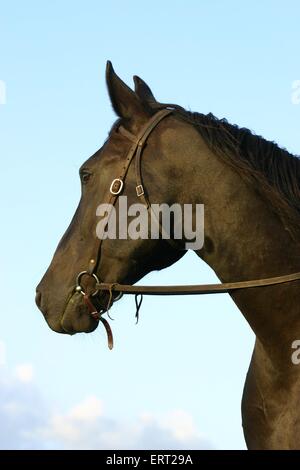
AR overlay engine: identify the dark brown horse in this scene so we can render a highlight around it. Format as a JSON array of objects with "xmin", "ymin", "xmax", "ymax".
[{"xmin": 36, "ymin": 62, "xmax": 300, "ymax": 449}]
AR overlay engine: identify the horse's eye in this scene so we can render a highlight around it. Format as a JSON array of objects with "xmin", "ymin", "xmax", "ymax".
[{"xmin": 80, "ymin": 170, "xmax": 92, "ymax": 185}]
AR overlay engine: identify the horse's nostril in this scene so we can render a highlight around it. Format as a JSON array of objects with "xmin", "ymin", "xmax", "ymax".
[{"xmin": 35, "ymin": 290, "xmax": 42, "ymax": 308}]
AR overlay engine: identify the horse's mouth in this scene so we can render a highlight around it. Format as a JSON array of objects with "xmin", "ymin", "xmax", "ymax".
[
  {"xmin": 59, "ymin": 290, "xmax": 101, "ymax": 334},
  {"xmin": 60, "ymin": 286, "xmax": 120, "ymax": 334},
  {"xmin": 36, "ymin": 286, "xmax": 117, "ymax": 338},
  {"xmin": 58, "ymin": 290, "xmax": 114, "ymax": 348}
]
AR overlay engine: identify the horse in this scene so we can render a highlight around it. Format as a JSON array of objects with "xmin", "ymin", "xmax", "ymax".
[{"xmin": 36, "ymin": 61, "xmax": 300, "ymax": 449}]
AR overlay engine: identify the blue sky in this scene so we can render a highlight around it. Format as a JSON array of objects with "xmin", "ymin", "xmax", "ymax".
[{"xmin": 0, "ymin": 1, "xmax": 299, "ymax": 449}]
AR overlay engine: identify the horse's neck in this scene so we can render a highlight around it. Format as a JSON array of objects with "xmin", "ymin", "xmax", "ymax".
[
  {"xmin": 170, "ymin": 125, "xmax": 300, "ymax": 448},
  {"xmin": 180, "ymin": 133, "xmax": 300, "ymax": 360}
]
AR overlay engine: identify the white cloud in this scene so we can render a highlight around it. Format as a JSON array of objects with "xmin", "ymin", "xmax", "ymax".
[
  {"xmin": 0, "ymin": 366, "xmax": 47, "ymax": 449},
  {"xmin": 43, "ymin": 396, "xmax": 104, "ymax": 443},
  {"xmin": 69, "ymin": 395, "xmax": 103, "ymax": 421},
  {"xmin": 47, "ymin": 415, "xmax": 80, "ymax": 442},
  {"xmin": 0, "ymin": 375, "xmax": 212, "ymax": 450},
  {"xmin": 0, "ymin": 341, "xmax": 212, "ymax": 450},
  {"xmin": 159, "ymin": 409, "xmax": 200, "ymax": 441},
  {"xmin": 14, "ymin": 363, "xmax": 34, "ymax": 383},
  {"xmin": 37, "ymin": 398, "xmax": 212, "ymax": 450}
]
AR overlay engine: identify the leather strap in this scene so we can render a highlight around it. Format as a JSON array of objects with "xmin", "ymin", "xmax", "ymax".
[
  {"xmin": 87, "ymin": 109, "xmax": 175, "ymax": 275},
  {"xmin": 133, "ymin": 112, "xmax": 182, "ymax": 249},
  {"xmin": 96, "ymin": 271, "xmax": 300, "ymax": 296},
  {"xmin": 83, "ymin": 294, "xmax": 113, "ymax": 349}
]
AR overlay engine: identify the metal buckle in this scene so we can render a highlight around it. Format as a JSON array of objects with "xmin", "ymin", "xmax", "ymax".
[
  {"xmin": 136, "ymin": 184, "xmax": 144, "ymax": 197},
  {"xmin": 110, "ymin": 178, "xmax": 124, "ymax": 195},
  {"xmin": 75, "ymin": 271, "xmax": 100, "ymax": 297}
]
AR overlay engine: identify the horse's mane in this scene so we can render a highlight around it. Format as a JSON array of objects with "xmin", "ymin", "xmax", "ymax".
[{"xmin": 175, "ymin": 109, "xmax": 300, "ymax": 239}]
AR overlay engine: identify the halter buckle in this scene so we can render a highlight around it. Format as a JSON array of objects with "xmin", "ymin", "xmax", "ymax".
[
  {"xmin": 110, "ymin": 178, "xmax": 124, "ymax": 195},
  {"xmin": 136, "ymin": 184, "xmax": 144, "ymax": 197}
]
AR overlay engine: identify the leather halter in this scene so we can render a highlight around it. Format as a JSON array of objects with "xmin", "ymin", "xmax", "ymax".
[
  {"xmin": 85, "ymin": 108, "xmax": 176, "ymax": 277},
  {"xmin": 73, "ymin": 108, "xmax": 300, "ymax": 349},
  {"xmin": 73, "ymin": 109, "xmax": 176, "ymax": 347}
]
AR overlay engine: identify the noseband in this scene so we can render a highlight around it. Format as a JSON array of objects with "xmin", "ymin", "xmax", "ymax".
[{"xmin": 71, "ymin": 108, "xmax": 300, "ymax": 349}]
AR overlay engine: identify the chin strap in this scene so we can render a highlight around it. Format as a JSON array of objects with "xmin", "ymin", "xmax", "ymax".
[
  {"xmin": 82, "ymin": 291, "xmax": 144, "ymax": 349},
  {"xmin": 83, "ymin": 294, "xmax": 114, "ymax": 350}
]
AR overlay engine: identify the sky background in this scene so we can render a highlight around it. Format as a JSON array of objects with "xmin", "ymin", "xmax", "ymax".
[{"xmin": 0, "ymin": 1, "xmax": 300, "ymax": 450}]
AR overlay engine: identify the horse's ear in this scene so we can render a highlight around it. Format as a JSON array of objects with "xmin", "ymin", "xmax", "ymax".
[
  {"xmin": 133, "ymin": 75, "xmax": 157, "ymax": 105},
  {"xmin": 133, "ymin": 74, "xmax": 184, "ymax": 112},
  {"xmin": 106, "ymin": 61, "xmax": 149, "ymax": 121}
]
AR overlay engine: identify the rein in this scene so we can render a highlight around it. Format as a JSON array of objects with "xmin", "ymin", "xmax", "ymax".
[
  {"xmin": 71, "ymin": 108, "xmax": 300, "ymax": 349},
  {"xmin": 96, "ymin": 271, "xmax": 300, "ymax": 296}
]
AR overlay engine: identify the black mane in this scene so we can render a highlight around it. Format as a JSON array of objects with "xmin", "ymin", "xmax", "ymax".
[{"xmin": 176, "ymin": 109, "xmax": 300, "ymax": 238}]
